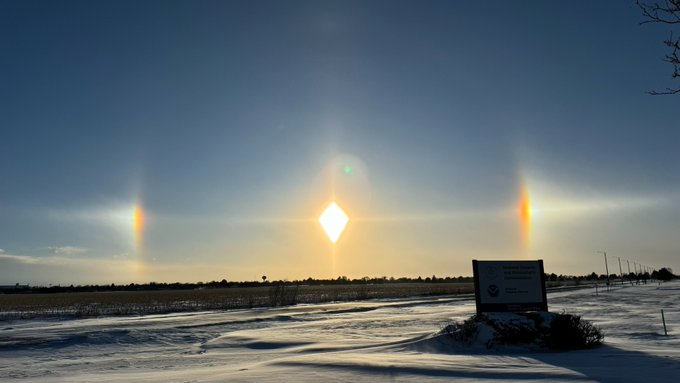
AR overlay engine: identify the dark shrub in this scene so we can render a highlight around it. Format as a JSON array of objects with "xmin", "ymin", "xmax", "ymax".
[
  {"xmin": 545, "ymin": 313, "xmax": 603, "ymax": 350},
  {"xmin": 441, "ymin": 312, "xmax": 604, "ymax": 351}
]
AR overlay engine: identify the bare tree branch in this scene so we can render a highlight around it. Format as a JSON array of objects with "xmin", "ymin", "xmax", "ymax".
[
  {"xmin": 637, "ymin": 0, "xmax": 680, "ymax": 24},
  {"xmin": 638, "ymin": 0, "xmax": 680, "ymax": 95},
  {"xmin": 647, "ymin": 88, "xmax": 680, "ymax": 95}
]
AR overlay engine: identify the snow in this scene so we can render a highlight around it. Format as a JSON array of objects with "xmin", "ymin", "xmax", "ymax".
[{"xmin": 1, "ymin": 282, "xmax": 678, "ymax": 382}]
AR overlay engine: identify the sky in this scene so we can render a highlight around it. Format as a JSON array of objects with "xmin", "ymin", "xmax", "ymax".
[{"xmin": 1, "ymin": 0, "xmax": 678, "ymax": 285}]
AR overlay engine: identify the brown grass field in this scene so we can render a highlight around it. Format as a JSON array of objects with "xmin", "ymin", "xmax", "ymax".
[
  {"xmin": 0, "ymin": 281, "xmax": 576, "ymax": 320},
  {"xmin": 0, "ymin": 283, "xmax": 477, "ymax": 320}
]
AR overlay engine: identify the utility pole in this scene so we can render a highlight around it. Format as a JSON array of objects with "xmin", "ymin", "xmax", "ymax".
[
  {"xmin": 615, "ymin": 256, "xmax": 623, "ymax": 285},
  {"xmin": 597, "ymin": 251, "xmax": 609, "ymax": 290}
]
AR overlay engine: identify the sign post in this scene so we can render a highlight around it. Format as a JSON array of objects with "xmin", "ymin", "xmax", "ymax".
[{"xmin": 472, "ymin": 260, "xmax": 548, "ymax": 314}]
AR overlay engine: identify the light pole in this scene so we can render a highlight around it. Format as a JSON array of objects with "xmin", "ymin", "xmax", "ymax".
[
  {"xmin": 597, "ymin": 251, "xmax": 609, "ymax": 290},
  {"xmin": 614, "ymin": 256, "xmax": 623, "ymax": 285}
]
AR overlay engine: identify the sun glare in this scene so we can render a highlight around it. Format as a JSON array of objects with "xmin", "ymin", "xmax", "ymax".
[
  {"xmin": 319, "ymin": 202, "xmax": 349, "ymax": 243},
  {"xmin": 519, "ymin": 186, "xmax": 531, "ymax": 247},
  {"xmin": 132, "ymin": 205, "xmax": 145, "ymax": 248}
]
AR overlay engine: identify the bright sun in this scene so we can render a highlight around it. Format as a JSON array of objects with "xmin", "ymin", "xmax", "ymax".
[{"xmin": 319, "ymin": 202, "xmax": 349, "ymax": 243}]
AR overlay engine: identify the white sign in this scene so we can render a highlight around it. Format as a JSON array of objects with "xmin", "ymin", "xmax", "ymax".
[{"xmin": 472, "ymin": 260, "xmax": 547, "ymax": 313}]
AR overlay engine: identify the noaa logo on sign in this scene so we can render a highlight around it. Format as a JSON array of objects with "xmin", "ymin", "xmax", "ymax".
[{"xmin": 487, "ymin": 284, "xmax": 500, "ymax": 297}]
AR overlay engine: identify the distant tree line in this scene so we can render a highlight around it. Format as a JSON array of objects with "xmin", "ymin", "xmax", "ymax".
[
  {"xmin": 1, "ymin": 268, "xmax": 675, "ymax": 294},
  {"xmin": 0, "ymin": 275, "xmax": 474, "ymax": 294}
]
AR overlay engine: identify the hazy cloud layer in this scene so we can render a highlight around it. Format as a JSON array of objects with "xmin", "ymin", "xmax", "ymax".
[{"xmin": 46, "ymin": 246, "xmax": 88, "ymax": 256}]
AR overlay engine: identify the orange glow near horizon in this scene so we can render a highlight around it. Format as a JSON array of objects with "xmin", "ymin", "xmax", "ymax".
[
  {"xmin": 132, "ymin": 205, "xmax": 145, "ymax": 249},
  {"xmin": 519, "ymin": 185, "xmax": 531, "ymax": 247}
]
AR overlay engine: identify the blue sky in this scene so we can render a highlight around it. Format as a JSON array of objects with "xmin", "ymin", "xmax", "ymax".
[{"xmin": 1, "ymin": 0, "xmax": 678, "ymax": 284}]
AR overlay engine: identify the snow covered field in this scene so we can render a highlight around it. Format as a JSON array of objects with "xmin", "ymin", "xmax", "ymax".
[{"xmin": 1, "ymin": 281, "xmax": 678, "ymax": 382}]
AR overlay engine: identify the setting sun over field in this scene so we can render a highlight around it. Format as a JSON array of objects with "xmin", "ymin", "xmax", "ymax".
[
  {"xmin": 319, "ymin": 202, "xmax": 349, "ymax": 244},
  {"xmin": 0, "ymin": 1, "xmax": 678, "ymax": 285}
]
